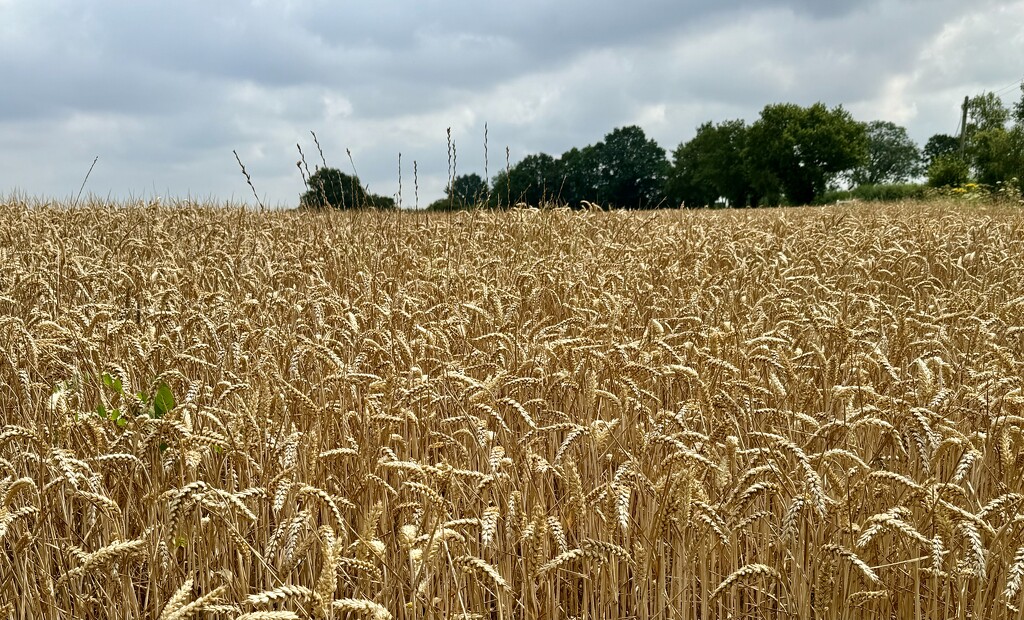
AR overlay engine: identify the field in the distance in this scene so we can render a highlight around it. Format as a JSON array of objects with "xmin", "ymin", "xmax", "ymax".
[{"xmin": 2, "ymin": 199, "xmax": 1024, "ymax": 619}]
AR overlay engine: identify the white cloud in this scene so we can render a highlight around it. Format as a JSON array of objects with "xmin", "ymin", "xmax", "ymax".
[{"xmin": 851, "ymin": 75, "xmax": 919, "ymax": 125}]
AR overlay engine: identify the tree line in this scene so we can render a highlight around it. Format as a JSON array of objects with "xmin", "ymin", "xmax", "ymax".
[{"xmin": 300, "ymin": 87, "xmax": 1024, "ymax": 210}]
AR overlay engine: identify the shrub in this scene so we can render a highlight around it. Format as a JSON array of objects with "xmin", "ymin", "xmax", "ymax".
[
  {"xmin": 851, "ymin": 183, "xmax": 926, "ymax": 202},
  {"xmin": 815, "ymin": 184, "xmax": 926, "ymax": 205},
  {"xmin": 927, "ymin": 156, "xmax": 970, "ymax": 188}
]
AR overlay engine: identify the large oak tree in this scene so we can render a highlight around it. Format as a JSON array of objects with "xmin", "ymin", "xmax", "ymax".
[{"xmin": 745, "ymin": 103, "xmax": 867, "ymax": 205}]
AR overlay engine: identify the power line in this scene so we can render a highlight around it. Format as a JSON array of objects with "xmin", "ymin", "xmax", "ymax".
[
  {"xmin": 956, "ymin": 75, "xmax": 1022, "ymax": 136},
  {"xmin": 942, "ymin": 75, "xmax": 1021, "ymax": 141},
  {"xmin": 992, "ymin": 74, "xmax": 1024, "ymax": 96}
]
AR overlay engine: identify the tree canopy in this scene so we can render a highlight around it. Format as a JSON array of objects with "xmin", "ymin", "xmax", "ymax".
[
  {"xmin": 1015, "ymin": 84, "xmax": 1024, "ymax": 125},
  {"xmin": 667, "ymin": 120, "xmax": 754, "ymax": 207},
  {"xmin": 923, "ymin": 134, "xmax": 960, "ymax": 168},
  {"xmin": 427, "ymin": 173, "xmax": 490, "ymax": 210},
  {"xmin": 852, "ymin": 120, "xmax": 922, "ymax": 185},
  {"xmin": 967, "ymin": 92, "xmax": 1011, "ymax": 134},
  {"xmin": 592, "ymin": 126, "xmax": 669, "ymax": 209},
  {"xmin": 557, "ymin": 146, "xmax": 602, "ymax": 206},
  {"xmin": 491, "ymin": 153, "xmax": 560, "ymax": 207},
  {"xmin": 302, "ymin": 90, "xmax": 1023, "ymax": 211},
  {"xmin": 965, "ymin": 93, "xmax": 1016, "ymax": 186},
  {"xmin": 451, "ymin": 173, "xmax": 488, "ymax": 204},
  {"xmin": 489, "ymin": 126, "xmax": 667, "ymax": 209},
  {"xmin": 745, "ymin": 103, "xmax": 868, "ymax": 205},
  {"xmin": 929, "ymin": 88, "xmax": 1024, "ymax": 191},
  {"xmin": 300, "ymin": 167, "xmax": 395, "ymax": 210}
]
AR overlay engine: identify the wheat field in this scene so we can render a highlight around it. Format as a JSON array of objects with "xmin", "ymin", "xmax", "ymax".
[{"xmin": 1, "ymin": 198, "xmax": 1024, "ymax": 619}]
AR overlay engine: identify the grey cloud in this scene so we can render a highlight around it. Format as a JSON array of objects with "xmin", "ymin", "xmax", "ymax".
[
  {"xmin": 1, "ymin": 0, "xmax": 1022, "ymax": 205},
  {"xmin": 2, "ymin": 0, "xmax": 888, "ymax": 123}
]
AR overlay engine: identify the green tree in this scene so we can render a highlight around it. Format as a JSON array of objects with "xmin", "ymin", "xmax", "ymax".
[
  {"xmin": 927, "ymin": 155, "xmax": 970, "ymax": 188},
  {"xmin": 923, "ymin": 134, "xmax": 960, "ymax": 168},
  {"xmin": 745, "ymin": 103, "xmax": 867, "ymax": 205},
  {"xmin": 490, "ymin": 153, "xmax": 560, "ymax": 207},
  {"xmin": 488, "ymin": 170, "xmax": 511, "ymax": 207},
  {"xmin": 489, "ymin": 126, "xmax": 667, "ymax": 209},
  {"xmin": 450, "ymin": 173, "xmax": 488, "ymax": 205},
  {"xmin": 962, "ymin": 91, "xmax": 1020, "ymax": 188},
  {"xmin": 1014, "ymin": 84, "xmax": 1024, "ymax": 125},
  {"xmin": 301, "ymin": 167, "xmax": 370, "ymax": 209},
  {"xmin": 556, "ymin": 146, "xmax": 602, "ymax": 207},
  {"xmin": 666, "ymin": 136, "xmax": 717, "ymax": 208},
  {"xmin": 972, "ymin": 126, "xmax": 1016, "ymax": 186},
  {"xmin": 454, "ymin": 172, "xmax": 489, "ymax": 202},
  {"xmin": 667, "ymin": 120, "xmax": 754, "ymax": 207},
  {"xmin": 428, "ymin": 173, "xmax": 489, "ymax": 211},
  {"xmin": 852, "ymin": 120, "xmax": 922, "ymax": 185},
  {"xmin": 1013, "ymin": 86, "xmax": 1024, "ymax": 192},
  {"xmin": 967, "ymin": 92, "xmax": 1010, "ymax": 135},
  {"xmin": 1010, "ymin": 126, "xmax": 1024, "ymax": 194},
  {"xmin": 591, "ymin": 126, "xmax": 668, "ymax": 209},
  {"xmin": 365, "ymin": 194, "xmax": 396, "ymax": 209}
]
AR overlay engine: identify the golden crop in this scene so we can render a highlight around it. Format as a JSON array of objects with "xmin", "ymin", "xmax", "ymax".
[{"xmin": 1, "ymin": 199, "xmax": 1023, "ymax": 619}]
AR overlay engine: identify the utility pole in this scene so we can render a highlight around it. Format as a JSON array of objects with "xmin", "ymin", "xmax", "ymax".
[{"xmin": 959, "ymin": 96, "xmax": 969, "ymax": 156}]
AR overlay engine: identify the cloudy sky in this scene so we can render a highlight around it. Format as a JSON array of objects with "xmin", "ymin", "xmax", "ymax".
[{"xmin": 1, "ymin": 0, "xmax": 1022, "ymax": 207}]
